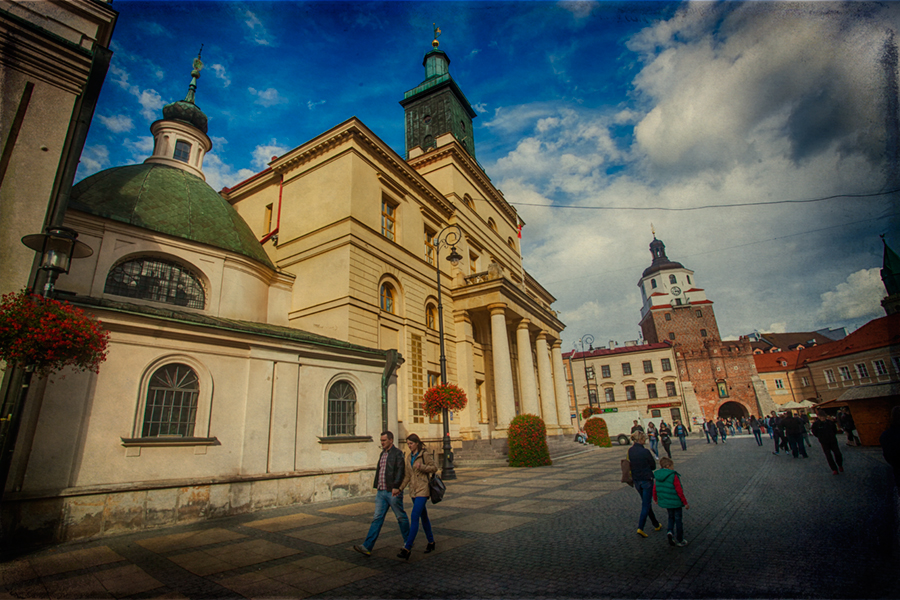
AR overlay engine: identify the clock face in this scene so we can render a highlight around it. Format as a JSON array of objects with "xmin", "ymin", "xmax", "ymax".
[{"xmin": 671, "ymin": 286, "xmax": 682, "ymax": 296}]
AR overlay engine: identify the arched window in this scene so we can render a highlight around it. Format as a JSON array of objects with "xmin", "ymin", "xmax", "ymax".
[
  {"xmin": 142, "ymin": 363, "xmax": 199, "ymax": 437},
  {"xmin": 326, "ymin": 380, "xmax": 357, "ymax": 436},
  {"xmin": 380, "ymin": 283, "xmax": 395, "ymax": 314},
  {"xmin": 488, "ymin": 218, "xmax": 498, "ymax": 233},
  {"xmin": 650, "ymin": 279, "xmax": 657, "ymax": 289},
  {"xmin": 174, "ymin": 140, "xmax": 192, "ymax": 163},
  {"xmin": 507, "ymin": 237, "xmax": 516, "ymax": 251},
  {"xmin": 426, "ymin": 304, "xmax": 437, "ymax": 330},
  {"xmin": 669, "ymin": 274, "xmax": 677, "ymax": 284},
  {"xmin": 463, "ymin": 194, "xmax": 475, "ymax": 211},
  {"xmin": 106, "ymin": 257, "xmax": 205, "ymax": 309}
]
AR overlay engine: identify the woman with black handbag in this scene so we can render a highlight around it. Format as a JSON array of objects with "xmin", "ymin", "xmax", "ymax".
[{"xmin": 397, "ymin": 433, "xmax": 437, "ymax": 559}]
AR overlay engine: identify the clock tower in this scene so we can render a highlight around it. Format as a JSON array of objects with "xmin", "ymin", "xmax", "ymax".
[
  {"xmin": 638, "ymin": 236, "xmax": 720, "ymax": 347},
  {"xmin": 636, "ymin": 236, "xmax": 776, "ymax": 420}
]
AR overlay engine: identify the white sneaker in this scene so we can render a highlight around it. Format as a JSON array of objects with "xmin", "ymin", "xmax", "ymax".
[{"xmin": 676, "ymin": 539, "xmax": 689, "ymax": 547}]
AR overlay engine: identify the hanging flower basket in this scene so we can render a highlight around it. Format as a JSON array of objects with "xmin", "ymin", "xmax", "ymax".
[
  {"xmin": 0, "ymin": 290, "xmax": 110, "ymax": 376},
  {"xmin": 423, "ymin": 383, "xmax": 468, "ymax": 418}
]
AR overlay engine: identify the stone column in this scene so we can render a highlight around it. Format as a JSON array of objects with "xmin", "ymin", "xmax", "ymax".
[
  {"xmin": 551, "ymin": 340, "xmax": 573, "ymax": 430},
  {"xmin": 535, "ymin": 332, "xmax": 559, "ymax": 430},
  {"xmin": 489, "ymin": 303, "xmax": 516, "ymax": 429},
  {"xmin": 454, "ymin": 310, "xmax": 480, "ymax": 439},
  {"xmin": 516, "ymin": 319, "xmax": 540, "ymax": 417}
]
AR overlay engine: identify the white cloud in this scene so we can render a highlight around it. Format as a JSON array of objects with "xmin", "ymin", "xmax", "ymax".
[
  {"xmin": 250, "ymin": 141, "xmax": 290, "ymax": 170},
  {"xmin": 307, "ymin": 100, "xmax": 326, "ymax": 110},
  {"xmin": 210, "ymin": 64, "xmax": 231, "ymax": 88},
  {"xmin": 109, "ymin": 63, "xmax": 165, "ymax": 120},
  {"xmin": 98, "ymin": 114, "xmax": 133, "ymax": 133},
  {"xmin": 249, "ymin": 87, "xmax": 286, "ymax": 107},
  {"xmin": 124, "ymin": 136, "xmax": 154, "ymax": 163},
  {"xmin": 817, "ymin": 268, "xmax": 886, "ymax": 323},
  {"xmin": 202, "ymin": 152, "xmax": 255, "ymax": 192},
  {"xmin": 241, "ymin": 8, "xmax": 274, "ymax": 46},
  {"xmin": 77, "ymin": 145, "xmax": 109, "ymax": 179},
  {"xmin": 472, "ymin": 102, "xmax": 488, "ymax": 114}
]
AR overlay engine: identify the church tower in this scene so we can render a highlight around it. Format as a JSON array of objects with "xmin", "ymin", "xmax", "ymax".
[
  {"xmin": 638, "ymin": 236, "xmax": 720, "ymax": 348},
  {"xmin": 399, "ymin": 27, "xmax": 478, "ymax": 159}
]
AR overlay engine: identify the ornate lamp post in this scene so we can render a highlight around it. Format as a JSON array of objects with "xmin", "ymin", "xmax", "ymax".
[
  {"xmin": 433, "ymin": 224, "xmax": 463, "ymax": 480},
  {"xmin": 576, "ymin": 334, "xmax": 595, "ymax": 409}
]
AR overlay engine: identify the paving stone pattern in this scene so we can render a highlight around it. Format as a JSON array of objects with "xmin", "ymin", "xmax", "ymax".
[{"xmin": 1, "ymin": 435, "xmax": 898, "ymax": 599}]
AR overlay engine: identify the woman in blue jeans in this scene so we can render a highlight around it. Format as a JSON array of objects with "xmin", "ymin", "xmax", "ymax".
[
  {"xmin": 647, "ymin": 422, "xmax": 660, "ymax": 458},
  {"xmin": 628, "ymin": 431, "xmax": 661, "ymax": 537},
  {"xmin": 397, "ymin": 433, "xmax": 437, "ymax": 559}
]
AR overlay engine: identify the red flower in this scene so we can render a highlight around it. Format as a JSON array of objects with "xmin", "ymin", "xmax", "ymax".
[
  {"xmin": 422, "ymin": 383, "xmax": 468, "ymax": 418},
  {"xmin": 0, "ymin": 290, "xmax": 109, "ymax": 376}
]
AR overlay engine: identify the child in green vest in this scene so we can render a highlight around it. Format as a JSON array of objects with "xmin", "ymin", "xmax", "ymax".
[{"xmin": 653, "ymin": 457, "xmax": 690, "ymax": 546}]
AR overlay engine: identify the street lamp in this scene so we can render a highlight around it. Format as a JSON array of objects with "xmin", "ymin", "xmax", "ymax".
[
  {"xmin": 576, "ymin": 334, "xmax": 595, "ymax": 409},
  {"xmin": 433, "ymin": 224, "xmax": 463, "ymax": 481},
  {"xmin": 21, "ymin": 226, "xmax": 93, "ymax": 298}
]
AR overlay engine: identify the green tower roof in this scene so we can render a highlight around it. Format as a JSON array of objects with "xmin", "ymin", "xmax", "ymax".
[{"xmin": 70, "ymin": 163, "xmax": 274, "ymax": 269}]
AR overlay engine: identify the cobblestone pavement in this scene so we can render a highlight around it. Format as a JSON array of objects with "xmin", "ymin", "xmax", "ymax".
[{"xmin": 1, "ymin": 435, "xmax": 898, "ymax": 599}]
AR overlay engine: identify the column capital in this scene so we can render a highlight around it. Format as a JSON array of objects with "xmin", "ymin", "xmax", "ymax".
[
  {"xmin": 537, "ymin": 331, "xmax": 552, "ymax": 341},
  {"xmin": 551, "ymin": 339, "xmax": 563, "ymax": 349},
  {"xmin": 487, "ymin": 303, "xmax": 507, "ymax": 317},
  {"xmin": 517, "ymin": 318, "xmax": 531, "ymax": 330}
]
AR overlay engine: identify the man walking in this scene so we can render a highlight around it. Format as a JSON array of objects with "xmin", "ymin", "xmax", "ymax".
[
  {"xmin": 674, "ymin": 421, "xmax": 688, "ymax": 451},
  {"xmin": 781, "ymin": 411, "xmax": 808, "ymax": 459},
  {"xmin": 812, "ymin": 411, "xmax": 844, "ymax": 475},
  {"xmin": 354, "ymin": 431, "xmax": 410, "ymax": 556}
]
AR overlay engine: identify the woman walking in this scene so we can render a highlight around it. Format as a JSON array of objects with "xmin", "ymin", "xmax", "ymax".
[
  {"xmin": 659, "ymin": 421, "xmax": 673, "ymax": 459},
  {"xmin": 629, "ymin": 431, "xmax": 662, "ymax": 537},
  {"xmin": 647, "ymin": 422, "xmax": 660, "ymax": 458},
  {"xmin": 750, "ymin": 415, "xmax": 763, "ymax": 446},
  {"xmin": 674, "ymin": 421, "xmax": 688, "ymax": 451},
  {"xmin": 397, "ymin": 433, "xmax": 437, "ymax": 559}
]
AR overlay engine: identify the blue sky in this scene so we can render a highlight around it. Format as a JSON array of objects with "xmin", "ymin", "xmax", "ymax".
[{"xmin": 80, "ymin": 1, "xmax": 899, "ymax": 349}]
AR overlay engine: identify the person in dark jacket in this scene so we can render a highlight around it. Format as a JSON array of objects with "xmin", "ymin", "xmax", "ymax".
[
  {"xmin": 628, "ymin": 431, "xmax": 661, "ymax": 537},
  {"xmin": 659, "ymin": 422, "xmax": 673, "ymax": 459},
  {"xmin": 706, "ymin": 420, "xmax": 718, "ymax": 444},
  {"xmin": 839, "ymin": 408, "xmax": 859, "ymax": 446},
  {"xmin": 772, "ymin": 414, "xmax": 784, "ymax": 455},
  {"xmin": 354, "ymin": 431, "xmax": 410, "ymax": 556},
  {"xmin": 674, "ymin": 421, "xmax": 688, "ymax": 451},
  {"xmin": 716, "ymin": 418, "xmax": 727, "ymax": 444},
  {"xmin": 781, "ymin": 411, "xmax": 808, "ymax": 458},
  {"xmin": 811, "ymin": 411, "xmax": 844, "ymax": 475},
  {"xmin": 879, "ymin": 406, "xmax": 900, "ymax": 492},
  {"xmin": 653, "ymin": 457, "xmax": 690, "ymax": 546}
]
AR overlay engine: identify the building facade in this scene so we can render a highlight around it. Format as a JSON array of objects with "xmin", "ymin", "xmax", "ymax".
[
  {"xmin": 564, "ymin": 342, "xmax": 702, "ymax": 429},
  {"xmin": 753, "ymin": 350, "xmax": 818, "ymax": 406},
  {"xmin": 637, "ymin": 237, "xmax": 776, "ymax": 420},
  {"xmin": 4, "ymin": 37, "xmax": 570, "ymax": 542},
  {"xmin": 225, "ymin": 42, "xmax": 570, "ymax": 447}
]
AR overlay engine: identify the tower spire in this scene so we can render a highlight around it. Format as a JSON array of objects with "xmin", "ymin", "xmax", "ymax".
[{"xmin": 184, "ymin": 45, "xmax": 203, "ymax": 104}]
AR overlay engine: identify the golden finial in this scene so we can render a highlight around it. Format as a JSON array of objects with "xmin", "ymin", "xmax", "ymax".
[
  {"xmin": 433, "ymin": 23, "xmax": 441, "ymax": 48},
  {"xmin": 651, "ymin": 223, "xmax": 656, "ymax": 238}
]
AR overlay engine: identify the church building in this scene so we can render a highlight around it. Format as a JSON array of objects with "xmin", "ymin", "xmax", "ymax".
[
  {"xmin": 637, "ymin": 236, "xmax": 775, "ymax": 420},
  {"xmin": 3, "ymin": 35, "xmax": 569, "ymax": 543}
]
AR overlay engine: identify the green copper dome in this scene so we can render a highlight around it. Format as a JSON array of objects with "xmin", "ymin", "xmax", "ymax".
[
  {"xmin": 70, "ymin": 163, "xmax": 274, "ymax": 269},
  {"xmin": 162, "ymin": 99, "xmax": 208, "ymax": 133}
]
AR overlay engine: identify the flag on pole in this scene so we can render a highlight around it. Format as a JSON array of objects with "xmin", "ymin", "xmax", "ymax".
[{"xmin": 517, "ymin": 218, "xmax": 523, "ymax": 239}]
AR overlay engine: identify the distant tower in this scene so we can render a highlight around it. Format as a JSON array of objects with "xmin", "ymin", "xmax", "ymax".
[
  {"xmin": 881, "ymin": 235, "xmax": 900, "ymax": 315},
  {"xmin": 399, "ymin": 26, "xmax": 478, "ymax": 159},
  {"xmin": 636, "ymin": 235, "xmax": 776, "ymax": 420},
  {"xmin": 145, "ymin": 50, "xmax": 213, "ymax": 180},
  {"xmin": 638, "ymin": 236, "xmax": 720, "ymax": 347}
]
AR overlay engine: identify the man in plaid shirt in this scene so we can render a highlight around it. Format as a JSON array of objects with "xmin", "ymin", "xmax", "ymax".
[{"xmin": 354, "ymin": 431, "xmax": 409, "ymax": 555}]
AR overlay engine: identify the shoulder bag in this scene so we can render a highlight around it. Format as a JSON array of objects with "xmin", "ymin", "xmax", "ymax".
[{"xmin": 429, "ymin": 473, "xmax": 446, "ymax": 504}]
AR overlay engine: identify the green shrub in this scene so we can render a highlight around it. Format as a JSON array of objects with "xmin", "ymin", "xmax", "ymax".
[
  {"xmin": 584, "ymin": 417, "xmax": 612, "ymax": 447},
  {"xmin": 507, "ymin": 414, "xmax": 552, "ymax": 467}
]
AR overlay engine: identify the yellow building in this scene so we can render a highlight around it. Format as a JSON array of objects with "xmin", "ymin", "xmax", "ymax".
[{"xmin": 225, "ymin": 43, "xmax": 570, "ymax": 448}]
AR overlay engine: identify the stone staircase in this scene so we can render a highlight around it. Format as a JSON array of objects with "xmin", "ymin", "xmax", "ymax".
[{"xmin": 452, "ymin": 434, "xmax": 598, "ymax": 468}]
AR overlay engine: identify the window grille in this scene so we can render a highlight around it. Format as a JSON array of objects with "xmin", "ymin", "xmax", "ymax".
[
  {"xmin": 326, "ymin": 381, "xmax": 357, "ymax": 436},
  {"xmin": 142, "ymin": 364, "xmax": 199, "ymax": 437},
  {"xmin": 106, "ymin": 257, "xmax": 205, "ymax": 309},
  {"xmin": 410, "ymin": 334, "xmax": 424, "ymax": 423}
]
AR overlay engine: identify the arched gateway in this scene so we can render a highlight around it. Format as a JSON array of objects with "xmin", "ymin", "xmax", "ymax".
[{"xmin": 717, "ymin": 401, "xmax": 749, "ymax": 419}]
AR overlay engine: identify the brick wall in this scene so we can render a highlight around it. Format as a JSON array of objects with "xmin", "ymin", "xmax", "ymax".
[{"xmin": 645, "ymin": 303, "xmax": 722, "ymax": 346}]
